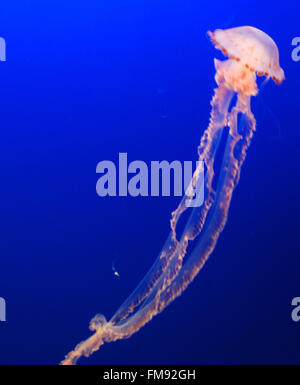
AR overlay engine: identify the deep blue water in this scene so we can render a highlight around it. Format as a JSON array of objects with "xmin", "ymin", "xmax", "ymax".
[{"xmin": 0, "ymin": 0, "xmax": 299, "ymax": 364}]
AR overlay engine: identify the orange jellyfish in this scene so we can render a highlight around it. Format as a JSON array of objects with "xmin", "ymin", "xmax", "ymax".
[{"xmin": 61, "ymin": 26, "xmax": 284, "ymax": 365}]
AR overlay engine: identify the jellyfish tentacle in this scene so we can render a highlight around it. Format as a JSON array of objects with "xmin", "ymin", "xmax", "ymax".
[
  {"xmin": 60, "ymin": 86, "xmax": 235, "ymax": 365},
  {"xmin": 112, "ymin": 97, "xmax": 255, "ymax": 328},
  {"xmin": 109, "ymin": 85, "xmax": 234, "ymax": 325},
  {"xmin": 62, "ymin": 93, "xmax": 257, "ymax": 365},
  {"xmin": 171, "ymin": 85, "xmax": 234, "ymax": 238},
  {"xmin": 137, "ymin": 87, "xmax": 239, "ymax": 309},
  {"xmin": 60, "ymin": 88, "xmax": 256, "ymax": 366},
  {"xmin": 60, "ymin": 85, "xmax": 237, "ymax": 365},
  {"xmin": 110, "ymin": 232, "xmax": 177, "ymax": 324},
  {"xmin": 122, "ymin": 93, "xmax": 256, "ymax": 319},
  {"xmin": 146, "ymin": 94, "xmax": 257, "ymax": 311}
]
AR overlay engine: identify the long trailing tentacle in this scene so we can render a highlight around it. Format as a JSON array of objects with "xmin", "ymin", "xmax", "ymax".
[
  {"xmin": 110, "ymin": 93, "xmax": 256, "ymax": 328},
  {"xmin": 139, "ymin": 93, "xmax": 256, "ymax": 313},
  {"xmin": 60, "ymin": 84, "xmax": 239, "ymax": 365},
  {"xmin": 109, "ymin": 85, "xmax": 234, "ymax": 326}
]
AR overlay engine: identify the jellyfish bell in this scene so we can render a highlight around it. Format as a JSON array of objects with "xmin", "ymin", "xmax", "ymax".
[{"xmin": 208, "ymin": 26, "xmax": 285, "ymax": 95}]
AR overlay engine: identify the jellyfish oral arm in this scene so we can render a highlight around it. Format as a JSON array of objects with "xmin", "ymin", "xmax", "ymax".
[{"xmin": 60, "ymin": 73, "xmax": 249, "ymax": 367}]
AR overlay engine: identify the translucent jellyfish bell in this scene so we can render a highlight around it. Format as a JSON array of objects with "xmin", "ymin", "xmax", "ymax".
[
  {"xmin": 208, "ymin": 26, "xmax": 285, "ymax": 89},
  {"xmin": 61, "ymin": 26, "xmax": 284, "ymax": 365}
]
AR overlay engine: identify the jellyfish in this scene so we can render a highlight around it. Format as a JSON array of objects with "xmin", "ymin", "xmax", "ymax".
[{"xmin": 61, "ymin": 26, "xmax": 284, "ymax": 365}]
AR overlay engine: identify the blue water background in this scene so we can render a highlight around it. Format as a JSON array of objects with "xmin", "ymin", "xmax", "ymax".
[{"xmin": 0, "ymin": 0, "xmax": 299, "ymax": 364}]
